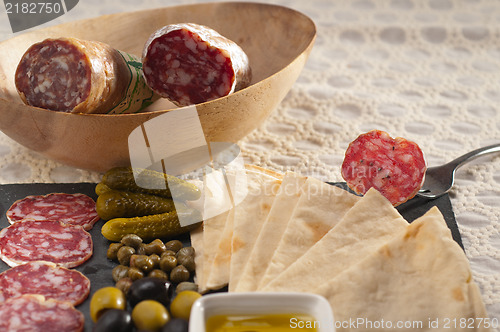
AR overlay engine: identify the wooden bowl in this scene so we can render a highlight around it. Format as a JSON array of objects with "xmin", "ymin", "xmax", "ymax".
[{"xmin": 0, "ymin": 2, "xmax": 316, "ymax": 172}]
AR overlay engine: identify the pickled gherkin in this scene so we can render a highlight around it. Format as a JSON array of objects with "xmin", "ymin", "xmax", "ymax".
[
  {"xmin": 96, "ymin": 190, "xmax": 178, "ymax": 221},
  {"xmin": 101, "ymin": 206, "xmax": 202, "ymax": 242},
  {"xmin": 95, "ymin": 182, "xmax": 112, "ymax": 196},
  {"xmin": 101, "ymin": 167, "xmax": 201, "ymax": 201}
]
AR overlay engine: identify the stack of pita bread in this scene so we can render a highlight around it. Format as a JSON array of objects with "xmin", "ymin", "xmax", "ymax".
[{"xmin": 191, "ymin": 164, "xmax": 490, "ymax": 331}]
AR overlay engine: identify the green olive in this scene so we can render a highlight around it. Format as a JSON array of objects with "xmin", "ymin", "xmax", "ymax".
[
  {"xmin": 115, "ymin": 277, "xmax": 134, "ymax": 295},
  {"xmin": 164, "ymin": 240, "xmax": 183, "ymax": 253},
  {"xmin": 107, "ymin": 243, "xmax": 123, "ymax": 260},
  {"xmin": 130, "ymin": 254, "xmax": 154, "ymax": 273},
  {"xmin": 170, "ymin": 290, "xmax": 201, "ymax": 320},
  {"xmin": 117, "ymin": 246, "xmax": 136, "ymax": 266},
  {"xmin": 175, "ymin": 281, "xmax": 198, "ymax": 293},
  {"xmin": 112, "ymin": 265, "xmax": 130, "ymax": 282},
  {"xmin": 131, "ymin": 300, "xmax": 170, "ymax": 331},
  {"xmin": 90, "ymin": 287, "xmax": 126, "ymax": 322},
  {"xmin": 160, "ymin": 255, "xmax": 177, "ymax": 273},
  {"xmin": 121, "ymin": 234, "xmax": 143, "ymax": 248},
  {"xmin": 128, "ymin": 267, "xmax": 144, "ymax": 281},
  {"xmin": 149, "ymin": 269, "xmax": 169, "ymax": 280},
  {"xmin": 145, "ymin": 239, "xmax": 167, "ymax": 255},
  {"xmin": 170, "ymin": 265, "xmax": 190, "ymax": 284}
]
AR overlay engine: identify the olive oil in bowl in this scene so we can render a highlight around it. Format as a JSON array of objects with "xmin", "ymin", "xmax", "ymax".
[{"xmin": 206, "ymin": 313, "xmax": 319, "ymax": 331}]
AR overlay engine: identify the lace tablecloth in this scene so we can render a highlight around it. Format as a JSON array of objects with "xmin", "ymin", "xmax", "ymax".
[{"xmin": 1, "ymin": 0, "xmax": 499, "ymax": 326}]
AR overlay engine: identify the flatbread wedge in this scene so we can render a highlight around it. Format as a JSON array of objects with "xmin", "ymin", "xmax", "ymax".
[
  {"xmin": 313, "ymin": 206, "xmax": 490, "ymax": 332},
  {"xmin": 258, "ymin": 178, "xmax": 360, "ymax": 289},
  {"xmin": 235, "ymin": 171, "xmax": 307, "ymax": 292},
  {"xmin": 261, "ymin": 187, "xmax": 409, "ymax": 292}
]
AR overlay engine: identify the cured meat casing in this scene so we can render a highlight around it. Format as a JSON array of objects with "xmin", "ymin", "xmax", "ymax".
[
  {"xmin": 0, "ymin": 220, "xmax": 93, "ymax": 268},
  {"xmin": 0, "ymin": 294, "xmax": 84, "ymax": 332},
  {"xmin": 15, "ymin": 37, "xmax": 157, "ymax": 114},
  {"xmin": 142, "ymin": 23, "xmax": 252, "ymax": 106},
  {"xmin": 341, "ymin": 130, "xmax": 426, "ymax": 206},
  {"xmin": 0, "ymin": 261, "xmax": 90, "ymax": 306},
  {"xmin": 6, "ymin": 193, "xmax": 100, "ymax": 231}
]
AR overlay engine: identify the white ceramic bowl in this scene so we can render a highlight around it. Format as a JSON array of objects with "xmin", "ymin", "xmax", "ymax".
[{"xmin": 189, "ymin": 292, "xmax": 335, "ymax": 332}]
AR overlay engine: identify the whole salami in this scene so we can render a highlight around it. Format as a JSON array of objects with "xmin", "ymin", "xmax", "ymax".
[
  {"xmin": 0, "ymin": 294, "xmax": 84, "ymax": 332},
  {"xmin": 0, "ymin": 220, "xmax": 93, "ymax": 268},
  {"xmin": 0, "ymin": 261, "xmax": 90, "ymax": 306},
  {"xmin": 142, "ymin": 23, "xmax": 252, "ymax": 106},
  {"xmin": 341, "ymin": 130, "xmax": 426, "ymax": 206},
  {"xmin": 15, "ymin": 37, "xmax": 157, "ymax": 114},
  {"xmin": 6, "ymin": 193, "xmax": 100, "ymax": 230}
]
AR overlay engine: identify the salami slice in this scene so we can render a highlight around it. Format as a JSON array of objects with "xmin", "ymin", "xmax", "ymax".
[
  {"xmin": 142, "ymin": 23, "xmax": 252, "ymax": 106},
  {"xmin": 6, "ymin": 193, "xmax": 100, "ymax": 230},
  {"xmin": 0, "ymin": 294, "xmax": 84, "ymax": 332},
  {"xmin": 0, "ymin": 220, "xmax": 93, "ymax": 268},
  {"xmin": 0, "ymin": 261, "xmax": 90, "ymax": 306},
  {"xmin": 15, "ymin": 37, "xmax": 157, "ymax": 114},
  {"xmin": 341, "ymin": 130, "xmax": 426, "ymax": 206}
]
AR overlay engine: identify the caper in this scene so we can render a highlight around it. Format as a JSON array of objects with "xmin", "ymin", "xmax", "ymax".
[
  {"xmin": 112, "ymin": 265, "xmax": 130, "ymax": 283},
  {"xmin": 128, "ymin": 267, "xmax": 144, "ymax": 281},
  {"xmin": 115, "ymin": 277, "xmax": 133, "ymax": 295},
  {"xmin": 164, "ymin": 240, "xmax": 183, "ymax": 253},
  {"xmin": 131, "ymin": 300, "xmax": 170, "ymax": 331},
  {"xmin": 160, "ymin": 255, "xmax": 177, "ymax": 273},
  {"xmin": 175, "ymin": 281, "xmax": 198, "ymax": 293},
  {"xmin": 130, "ymin": 254, "xmax": 154, "ymax": 273},
  {"xmin": 90, "ymin": 287, "xmax": 126, "ymax": 322},
  {"xmin": 120, "ymin": 234, "xmax": 143, "ymax": 248},
  {"xmin": 176, "ymin": 247, "xmax": 195, "ymax": 261},
  {"xmin": 160, "ymin": 250, "xmax": 176, "ymax": 258},
  {"xmin": 107, "ymin": 243, "xmax": 123, "ymax": 260},
  {"xmin": 149, "ymin": 269, "xmax": 169, "ymax": 280},
  {"xmin": 149, "ymin": 254, "xmax": 160, "ymax": 269},
  {"xmin": 117, "ymin": 246, "xmax": 135, "ymax": 266},
  {"xmin": 177, "ymin": 255, "xmax": 195, "ymax": 273},
  {"xmin": 136, "ymin": 243, "xmax": 147, "ymax": 255},
  {"xmin": 170, "ymin": 265, "xmax": 190, "ymax": 284},
  {"xmin": 145, "ymin": 239, "xmax": 167, "ymax": 255}
]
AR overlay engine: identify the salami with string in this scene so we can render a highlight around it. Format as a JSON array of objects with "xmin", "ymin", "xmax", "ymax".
[
  {"xmin": 6, "ymin": 193, "xmax": 99, "ymax": 230},
  {"xmin": 0, "ymin": 294, "xmax": 84, "ymax": 332},
  {"xmin": 15, "ymin": 37, "xmax": 157, "ymax": 114},
  {"xmin": 341, "ymin": 130, "xmax": 426, "ymax": 206},
  {"xmin": 142, "ymin": 23, "xmax": 252, "ymax": 106},
  {"xmin": 0, "ymin": 220, "xmax": 93, "ymax": 268},
  {"xmin": 0, "ymin": 261, "xmax": 90, "ymax": 306}
]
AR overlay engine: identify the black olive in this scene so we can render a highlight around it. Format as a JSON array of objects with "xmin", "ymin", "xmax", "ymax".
[
  {"xmin": 127, "ymin": 277, "xmax": 174, "ymax": 308},
  {"xmin": 93, "ymin": 309, "xmax": 133, "ymax": 332},
  {"xmin": 161, "ymin": 318, "xmax": 189, "ymax": 332}
]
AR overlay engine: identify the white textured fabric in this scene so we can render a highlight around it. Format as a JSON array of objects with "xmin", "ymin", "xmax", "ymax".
[{"xmin": 0, "ymin": 0, "xmax": 499, "ymax": 326}]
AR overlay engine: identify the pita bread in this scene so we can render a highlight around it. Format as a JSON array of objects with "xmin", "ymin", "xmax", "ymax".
[
  {"xmin": 261, "ymin": 188, "xmax": 409, "ymax": 292},
  {"xmin": 234, "ymin": 171, "xmax": 307, "ymax": 292},
  {"xmin": 228, "ymin": 165, "xmax": 283, "ymax": 291},
  {"xmin": 189, "ymin": 224, "xmax": 204, "ymax": 288},
  {"xmin": 258, "ymin": 178, "xmax": 360, "ymax": 289},
  {"xmin": 313, "ymin": 207, "xmax": 490, "ymax": 332}
]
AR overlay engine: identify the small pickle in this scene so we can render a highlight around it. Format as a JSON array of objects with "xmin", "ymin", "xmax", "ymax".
[
  {"xmin": 144, "ymin": 239, "xmax": 167, "ymax": 255},
  {"xmin": 101, "ymin": 167, "xmax": 201, "ymax": 201},
  {"xmin": 107, "ymin": 243, "xmax": 123, "ymax": 260},
  {"xmin": 121, "ymin": 234, "xmax": 143, "ymax": 249},
  {"xmin": 164, "ymin": 240, "xmax": 183, "ymax": 253},
  {"xmin": 117, "ymin": 246, "xmax": 136, "ymax": 266},
  {"xmin": 95, "ymin": 182, "xmax": 112, "ymax": 196},
  {"xmin": 130, "ymin": 255, "xmax": 154, "ymax": 273},
  {"xmin": 101, "ymin": 206, "xmax": 202, "ymax": 242},
  {"xmin": 112, "ymin": 265, "xmax": 130, "ymax": 282},
  {"xmin": 170, "ymin": 265, "xmax": 190, "ymax": 284},
  {"xmin": 96, "ymin": 190, "xmax": 177, "ymax": 221}
]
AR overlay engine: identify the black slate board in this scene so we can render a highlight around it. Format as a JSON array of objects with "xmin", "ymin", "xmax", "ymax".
[{"xmin": 0, "ymin": 182, "xmax": 462, "ymax": 331}]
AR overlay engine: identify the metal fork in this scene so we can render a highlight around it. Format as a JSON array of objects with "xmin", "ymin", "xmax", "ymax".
[{"xmin": 417, "ymin": 143, "xmax": 500, "ymax": 199}]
